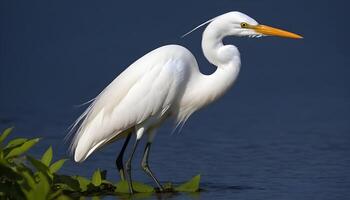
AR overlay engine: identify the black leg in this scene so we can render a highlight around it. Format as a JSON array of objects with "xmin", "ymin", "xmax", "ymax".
[
  {"xmin": 115, "ymin": 133, "xmax": 132, "ymax": 181},
  {"xmin": 125, "ymin": 137, "xmax": 141, "ymax": 194},
  {"xmin": 141, "ymin": 142, "xmax": 164, "ymax": 191}
]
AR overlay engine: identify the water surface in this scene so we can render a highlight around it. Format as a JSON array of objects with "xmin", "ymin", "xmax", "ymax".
[{"xmin": 1, "ymin": 0, "xmax": 349, "ymax": 199}]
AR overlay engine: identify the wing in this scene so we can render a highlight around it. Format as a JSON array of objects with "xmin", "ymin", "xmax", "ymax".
[{"xmin": 70, "ymin": 46, "xmax": 190, "ymax": 162}]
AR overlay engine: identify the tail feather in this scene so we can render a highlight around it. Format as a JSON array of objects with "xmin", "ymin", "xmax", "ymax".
[{"xmin": 65, "ymin": 93, "xmax": 106, "ymax": 161}]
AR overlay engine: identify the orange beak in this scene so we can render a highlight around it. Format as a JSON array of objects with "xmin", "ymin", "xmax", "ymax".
[{"xmin": 253, "ymin": 24, "xmax": 303, "ymax": 39}]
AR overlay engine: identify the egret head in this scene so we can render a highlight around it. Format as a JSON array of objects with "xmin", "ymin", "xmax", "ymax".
[
  {"xmin": 183, "ymin": 11, "xmax": 302, "ymax": 39},
  {"xmin": 214, "ymin": 11, "xmax": 303, "ymax": 39}
]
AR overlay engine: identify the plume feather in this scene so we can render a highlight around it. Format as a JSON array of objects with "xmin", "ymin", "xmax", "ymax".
[{"xmin": 181, "ymin": 17, "xmax": 217, "ymax": 38}]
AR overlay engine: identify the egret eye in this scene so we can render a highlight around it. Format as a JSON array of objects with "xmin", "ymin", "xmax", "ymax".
[{"xmin": 241, "ymin": 22, "xmax": 249, "ymax": 28}]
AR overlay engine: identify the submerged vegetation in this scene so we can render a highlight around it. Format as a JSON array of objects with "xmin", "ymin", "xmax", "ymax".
[{"xmin": 0, "ymin": 128, "xmax": 201, "ymax": 199}]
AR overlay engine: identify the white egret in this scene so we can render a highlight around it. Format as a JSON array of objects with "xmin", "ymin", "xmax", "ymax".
[{"xmin": 69, "ymin": 11, "xmax": 302, "ymax": 194}]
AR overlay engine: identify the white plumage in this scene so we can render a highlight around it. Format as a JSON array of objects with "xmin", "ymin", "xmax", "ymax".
[
  {"xmin": 68, "ymin": 12, "xmax": 301, "ymax": 192},
  {"xmin": 71, "ymin": 45, "xmax": 195, "ymax": 162}
]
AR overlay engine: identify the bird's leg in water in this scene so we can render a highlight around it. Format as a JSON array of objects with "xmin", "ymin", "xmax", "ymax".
[
  {"xmin": 125, "ymin": 128, "xmax": 144, "ymax": 194},
  {"xmin": 141, "ymin": 142, "xmax": 164, "ymax": 191},
  {"xmin": 125, "ymin": 139, "xmax": 140, "ymax": 194},
  {"xmin": 115, "ymin": 133, "xmax": 132, "ymax": 181}
]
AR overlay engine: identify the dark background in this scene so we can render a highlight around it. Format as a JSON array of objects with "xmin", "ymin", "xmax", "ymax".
[{"xmin": 1, "ymin": 0, "xmax": 349, "ymax": 199}]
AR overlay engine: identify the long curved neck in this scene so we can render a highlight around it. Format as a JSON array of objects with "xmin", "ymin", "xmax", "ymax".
[
  {"xmin": 176, "ymin": 20, "xmax": 242, "ymax": 123},
  {"xmin": 202, "ymin": 21, "xmax": 240, "ymax": 66},
  {"xmin": 194, "ymin": 21, "xmax": 241, "ymax": 107}
]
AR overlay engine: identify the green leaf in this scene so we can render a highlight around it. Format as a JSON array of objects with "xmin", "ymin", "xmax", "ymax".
[
  {"xmin": 49, "ymin": 159, "xmax": 67, "ymax": 174},
  {"xmin": 54, "ymin": 183, "xmax": 75, "ymax": 191},
  {"xmin": 175, "ymin": 174, "xmax": 201, "ymax": 192},
  {"xmin": 0, "ymin": 127, "xmax": 13, "ymax": 145},
  {"xmin": 26, "ymin": 155, "xmax": 53, "ymax": 180},
  {"xmin": 102, "ymin": 179, "xmax": 113, "ymax": 185},
  {"xmin": 53, "ymin": 174, "xmax": 80, "ymax": 192},
  {"xmin": 23, "ymin": 172, "xmax": 51, "ymax": 200},
  {"xmin": 36, "ymin": 172, "xmax": 51, "ymax": 199},
  {"xmin": 75, "ymin": 176, "xmax": 90, "ymax": 191},
  {"xmin": 115, "ymin": 181, "xmax": 154, "ymax": 193},
  {"xmin": 18, "ymin": 168, "xmax": 36, "ymax": 189},
  {"xmin": 5, "ymin": 138, "xmax": 27, "ymax": 149},
  {"xmin": 3, "ymin": 138, "xmax": 28, "ymax": 158},
  {"xmin": 5, "ymin": 138, "xmax": 40, "ymax": 158},
  {"xmin": 91, "ymin": 169, "xmax": 102, "ymax": 186},
  {"xmin": 41, "ymin": 146, "xmax": 53, "ymax": 166}
]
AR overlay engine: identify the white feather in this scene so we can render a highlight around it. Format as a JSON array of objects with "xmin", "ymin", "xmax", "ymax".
[
  {"xmin": 71, "ymin": 45, "xmax": 194, "ymax": 162},
  {"xmin": 181, "ymin": 17, "xmax": 217, "ymax": 38},
  {"xmin": 68, "ymin": 11, "xmax": 270, "ymax": 163}
]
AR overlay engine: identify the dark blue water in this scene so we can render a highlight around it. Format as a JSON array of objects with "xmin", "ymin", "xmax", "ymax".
[{"xmin": 1, "ymin": 0, "xmax": 350, "ymax": 199}]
